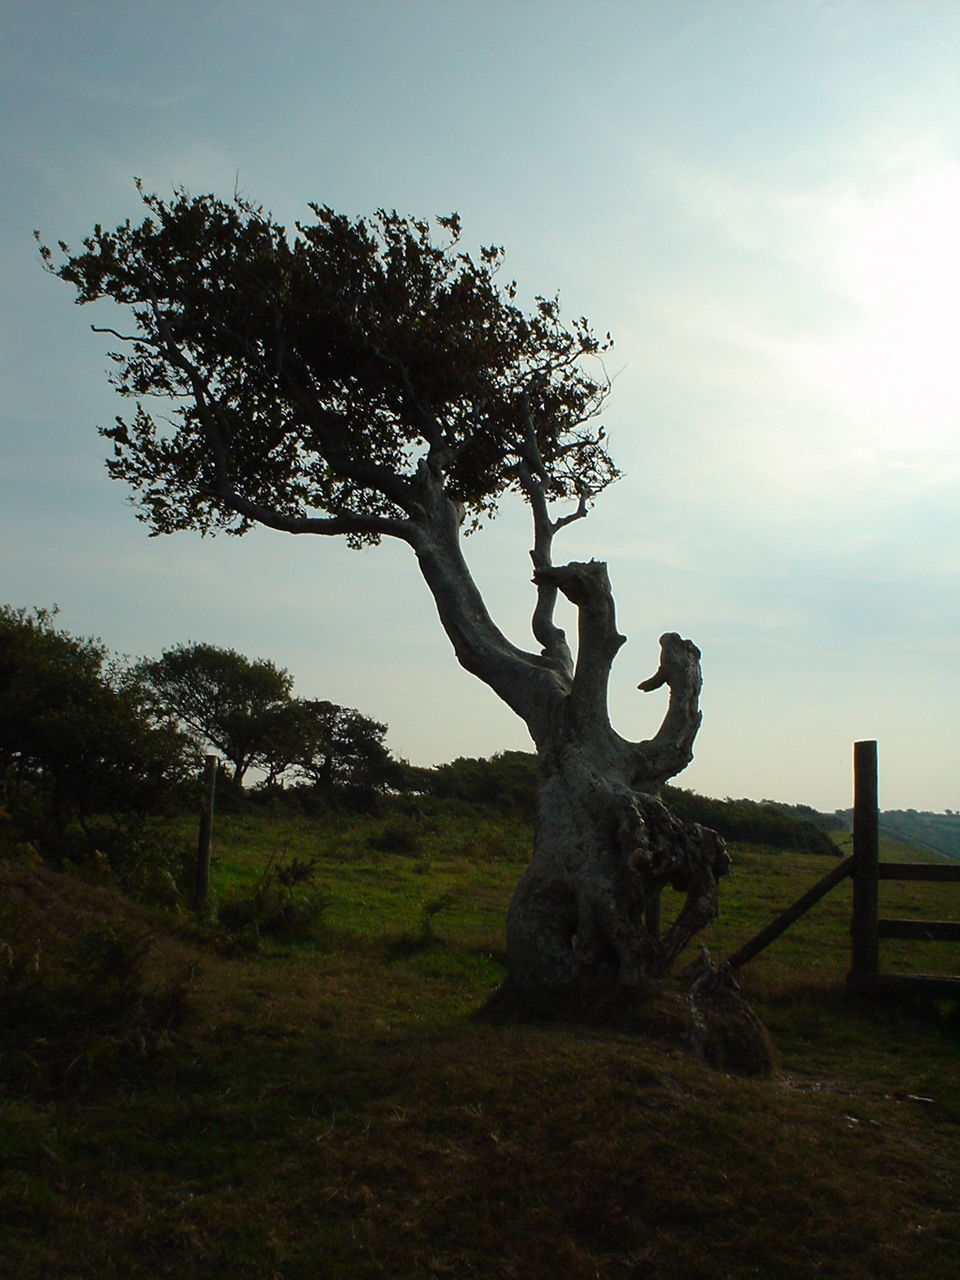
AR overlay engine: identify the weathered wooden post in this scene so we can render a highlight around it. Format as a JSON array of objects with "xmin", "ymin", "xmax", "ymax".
[
  {"xmin": 849, "ymin": 739, "xmax": 879, "ymax": 988},
  {"xmin": 194, "ymin": 753, "xmax": 218, "ymax": 913}
]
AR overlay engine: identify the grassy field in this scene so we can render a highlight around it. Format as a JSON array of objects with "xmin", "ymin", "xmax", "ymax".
[{"xmin": 2, "ymin": 807, "xmax": 959, "ymax": 1278}]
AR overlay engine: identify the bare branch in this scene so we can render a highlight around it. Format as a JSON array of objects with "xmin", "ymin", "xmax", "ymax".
[
  {"xmin": 635, "ymin": 632, "xmax": 704, "ymax": 785},
  {"xmin": 533, "ymin": 560, "xmax": 625, "ymax": 724},
  {"xmin": 552, "ymin": 485, "xmax": 590, "ymax": 532},
  {"xmin": 91, "ymin": 324, "xmax": 160, "ymax": 346}
]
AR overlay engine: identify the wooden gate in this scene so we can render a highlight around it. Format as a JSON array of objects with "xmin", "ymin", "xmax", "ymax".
[
  {"xmin": 726, "ymin": 741, "xmax": 960, "ymax": 995},
  {"xmin": 848, "ymin": 740, "xmax": 960, "ymax": 997}
]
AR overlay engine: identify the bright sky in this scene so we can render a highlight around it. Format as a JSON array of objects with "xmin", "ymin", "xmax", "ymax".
[{"xmin": 3, "ymin": 0, "xmax": 959, "ymax": 812}]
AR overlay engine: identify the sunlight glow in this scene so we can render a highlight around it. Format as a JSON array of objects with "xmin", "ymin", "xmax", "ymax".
[{"xmin": 825, "ymin": 167, "xmax": 960, "ymax": 455}]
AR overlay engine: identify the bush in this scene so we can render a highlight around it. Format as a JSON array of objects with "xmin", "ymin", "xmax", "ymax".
[
  {"xmin": 408, "ymin": 751, "xmax": 538, "ymax": 821},
  {"xmin": 0, "ymin": 917, "xmax": 190, "ymax": 1096},
  {"xmin": 217, "ymin": 850, "xmax": 329, "ymax": 942},
  {"xmin": 662, "ymin": 787, "xmax": 840, "ymax": 855},
  {"xmin": 367, "ymin": 819, "xmax": 423, "ymax": 856}
]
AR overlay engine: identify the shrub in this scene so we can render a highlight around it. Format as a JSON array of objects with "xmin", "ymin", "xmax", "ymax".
[
  {"xmin": 662, "ymin": 787, "xmax": 840, "ymax": 855},
  {"xmin": 218, "ymin": 850, "xmax": 329, "ymax": 942},
  {"xmin": 0, "ymin": 918, "xmax": 191, "ymax": 1096},
  {"xmin": 367, "ymin": 820, "xmax": 422, "ymax": 856}
]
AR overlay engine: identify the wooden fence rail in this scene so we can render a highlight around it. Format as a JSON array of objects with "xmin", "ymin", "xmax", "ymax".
[
  {"xmin": 724, "ymin": 740, "xmax": 960, "ymax": 997},
  {"xmin": 726, "ymin": 855, "xmax": 854, "ymax": 973}
]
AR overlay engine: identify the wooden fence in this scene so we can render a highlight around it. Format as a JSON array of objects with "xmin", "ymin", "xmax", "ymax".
[{"xmin": 726, "ymin": 740, "xmax": 960, "ymax": 996}]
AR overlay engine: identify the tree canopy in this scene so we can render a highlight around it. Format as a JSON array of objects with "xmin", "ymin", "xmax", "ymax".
[
  {"xmin": 41, "ymin": 186, "xmax": 617, "ymax": 546},
  {"xmin": 135, "ymin": 642, "xmax": 295, "ymax": 787},
  {"xmin": 293, "ymin": 699, "xmax": 399, "ymax": 800}
]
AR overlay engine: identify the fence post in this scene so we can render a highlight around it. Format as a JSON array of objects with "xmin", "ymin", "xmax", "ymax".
[
  {"xmin": 194, "ymin": 754, "xmax": 218, "ymax": 913},
  {"xmin": 850, "ymin": 739, "xmax": 879, "ymax": 986}
]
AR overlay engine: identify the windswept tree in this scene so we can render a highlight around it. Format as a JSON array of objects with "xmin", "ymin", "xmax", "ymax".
[{"xmin": 43, "ymin": 188, "xmax": 730, "ymax": 1016}]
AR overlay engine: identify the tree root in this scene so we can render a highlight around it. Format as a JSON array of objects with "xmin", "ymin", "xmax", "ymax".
[{"xmin": 479, "ymin": 957, "xmax": 776, "ymax": 1078}]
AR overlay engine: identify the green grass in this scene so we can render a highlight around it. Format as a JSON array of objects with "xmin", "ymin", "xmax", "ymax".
[{"xmin": 2, "ymin": 809, "xmax": 959, "ymax": 1278}]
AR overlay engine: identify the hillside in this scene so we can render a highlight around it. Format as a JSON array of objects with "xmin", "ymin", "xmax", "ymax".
[
  {"xmin": 3, "ymin": 809, "xmax": 960, "ymax": 1277},
  {"xmin": 832, "ymin": 808, "xmax": 960, "ymax": 861},
  {"xmin": 880, "ymin": 809, "xmax": 960, "ymax": 861}
]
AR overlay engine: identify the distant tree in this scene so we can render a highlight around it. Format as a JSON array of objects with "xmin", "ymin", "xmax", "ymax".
[
  {"xmin": 0, "ymin": 605, "xmax": 192, "ymax": 845},
  {"xmin": 291, "ymin": 699, "xmax": 400, "ymax": 802},
  {"xmin": 136, "ymin": 642, "xmax": 293, "ymax": 787},
  {"xmin": 251, "ymin": 698, "xmax": 316, "ymax": 789},
  {"xmin": 280, "ymin": 701, "xmax": 399, "ymax": 798},
  {"xmin": 44, "ymin": 186, "xmax": 730, "ymax": 1021}
]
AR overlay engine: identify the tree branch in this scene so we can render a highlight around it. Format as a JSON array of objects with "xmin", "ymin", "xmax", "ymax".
[
  {"xmin": 514, "ymin": 396, "xmax": 594, "ymax": 679},
  {"xmin": 140, "ymin": 297, "xmax": 419, "ymax": 540},
  {"xmin": 635, "ymin": 633, "xmax": 703, "ymax": 786},
  {"xmin": 91, "ymin": 324, "xmax": 161, "ymax": 345},
  {"xmin": 209, "ymin": 487, "xmax": 415, "ymax": 541},
  {"xmin": 266, "ymin": 348, "xmax": 423, "ymax": 513},
  {"xmin": 520, "ymin": 464, "xmax": 575, "ymax": 679},
  {"xmin": 411, "ymin": 463, "xmax": 567, "ymax": 739},
  {"xmin": 533, "ymin": 559, "xmax": 625, "ymax": 729}
]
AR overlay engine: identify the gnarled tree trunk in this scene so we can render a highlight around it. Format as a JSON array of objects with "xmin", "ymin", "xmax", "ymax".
[
  {"xmin": 504, "ymin": 573, "xmax": 730, "ymax": 1008},
  {"xmin": 408, "ymin": 476, "xmax": 737, "ymax": 1025}
]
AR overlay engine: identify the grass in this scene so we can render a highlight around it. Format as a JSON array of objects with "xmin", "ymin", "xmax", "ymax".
[{"xmin": 2, "ymin": 808, "xmax": 959, "ymax": 1278}]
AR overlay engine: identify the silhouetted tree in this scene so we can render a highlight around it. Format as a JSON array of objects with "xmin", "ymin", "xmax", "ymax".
[
  {"xmin": 292, "ymin": 699, "xmax": 398, "ymax": 799},
  {"xmin": 0, "ymin": 605, "xmax": 192, "ymax": 844},
  {"xmin": 43, "ymin": 187, "xmax": 728, "ymax": 1016},
  {"xmin": 136, "ymin": 642, "xmax": 293, "ymax": 787}
]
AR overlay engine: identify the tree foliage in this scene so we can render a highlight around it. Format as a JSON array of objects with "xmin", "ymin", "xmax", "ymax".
[
  {"xmin": 662, "ymin": 788, "xmax": 840, "ymax": 856},
  {"xmin": 409, "ymin": 750, "xmax": 539, "ymax": 822},
  {"xmin": 135, "ymin": 642, "xmax": 295, "ymax": 787},
  {"xmin": 291, "ymin": 699, "xmax": 400, "ymax": 801},
  {"xmin": 0, "ymin": 605, "xmax": 193, "ymax": 844},
  {"xmin": 40, "ymin": 186, "xmax": 617, "ymax": 545},
  {"xmin": 135, "ymin": 643, "xmax": 399, "ymax": 800}
]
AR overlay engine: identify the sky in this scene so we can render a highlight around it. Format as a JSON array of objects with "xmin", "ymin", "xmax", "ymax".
[{"xmin": 2, "ymin": 0, "xmax": 959, "ymax": 812}]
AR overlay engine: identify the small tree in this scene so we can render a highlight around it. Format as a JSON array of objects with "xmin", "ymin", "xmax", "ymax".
[
  {"xmin": 136, "ymin": 641, "xmax": 293, "ymax": 788},
  {"xmin": 43, "ymin": 188, "xmax": 729, "ymax": 1016}
]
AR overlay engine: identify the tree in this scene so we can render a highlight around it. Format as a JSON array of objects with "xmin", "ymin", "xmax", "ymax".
[
  {"xmin": 136, "ymin": 641, "xmax": 294, "ymax": 788},
  {"xmin": 292, "ymin": 699, "xmax": 400, "ymax": 801},
  {"xmin": 0, "ymin": 604, "xmax": 192, "ymax": 846},
  {"xmin": 43, "ymin": 188, "xmax": 731, "ymax": 1018}
]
